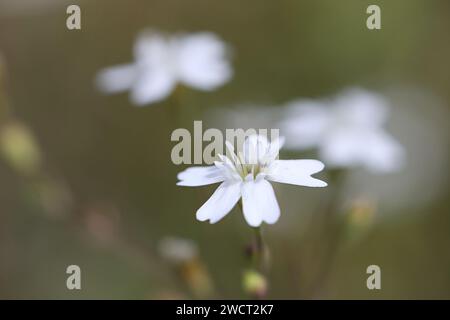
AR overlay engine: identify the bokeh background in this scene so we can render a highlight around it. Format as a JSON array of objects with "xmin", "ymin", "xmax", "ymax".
[{"xmin": 0, "ymin": 0, "xmax": 449, "ymax": 299}]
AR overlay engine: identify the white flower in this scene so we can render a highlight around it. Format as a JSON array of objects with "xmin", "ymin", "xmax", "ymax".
[
  {"xmin": 96, "ymin": 30, "xmax": 232, "ymax": 106},
  {"xmin": 177, "ymin": 135, "xmax": 327, "ymax": 227},
  {"xmin": 280, "ymin": 88, "xmax": 405, "ymax": 173}
]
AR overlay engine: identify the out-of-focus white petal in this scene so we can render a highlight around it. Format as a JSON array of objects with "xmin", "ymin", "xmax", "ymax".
[
  {"xmin": 177, "ymin": 166, "xmax": 225, "ymax": 186},
  {"xmin": 95, "ymin": 64, "xmax": 136, "ymax": 93},
  {"xmin": 364, "ymin": 130, "xmax": 405, "ymax": 173},
  {"xmin": 280, "ymin": 100, "xmax": 329, "ymax": 149},
  {"xmin": 196, "ymin": 181, "xmax": 241, "ymax": 224},
  {"xmin": 133, "ymin": 31, "xmax": 170, "ymax": 65},
  {"xmin": 267, "ymin": 159, "xmax": 327, "ymax": 187},
  {"xmin": 319, "ymin": 129, "xmax": 366, "ymax": 168},
  {"xmin": 319, "ymin": 128, "xmax": 405, "ymax": 173},
  {"xmin": 241, "ymin": 176, "xmax": 280, "ymax": 227},
  {"xmin": 130, "ymin": 69, "xmax": 175, "ymax": 105},
  {"xmin": 334, "ymin": 88, "xmax": 388, "ymax": 128},
  {"xmin": 276, "ymin": 88, "xmax": 403, "ymax": 175},
  {"xmin": 176, "ymin": 32, "xmax": 232, "ymax": 90}
]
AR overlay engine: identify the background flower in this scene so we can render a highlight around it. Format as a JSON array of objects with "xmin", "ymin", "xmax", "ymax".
[
  {"xmin": 96, "ymin": 30, "xmax": 232, "ymax": 106},
  {"xmin": 280, "ymin": 88, "xmax": 405, "ymax": 173}
]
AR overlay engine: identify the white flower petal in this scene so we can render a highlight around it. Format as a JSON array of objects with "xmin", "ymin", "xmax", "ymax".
[
  {"xmin": 267, "ymin": 160, "xmax": 327, "ymax": 187},
  {"xmin": 214, "ymin": 158, "xmax": 242, "ymax": 182},
  {"xmin": 280, "ymin": 100, "xmax": 329, "ymax": 149},
  {"xmin": 242, "ymin": 134, "xmax": 270, "ymax": 165},
  {"xmin": 133, "ymin": 31, "xmax": 169, "ymax": 65},
  {"xmin": 363, "ymin": 130, "xmax": 405, "ymax": 173},
  {"xmin": 177, "ymin": 166, "xmax": 225, "ymax": 186},
  {"xmin": 334, "ymin": 88, "xmax": 388, "ymax": 127},
  {"xmin": 95, "ymin": 64, "xmax": 136, "ymax": 93},
  {"xmin": 196, "ymin": 181, "xmax": 241, "ymax": 224},
  {"xmin": 130, "ymin": 69, "xmax": 176, "ymax": 105},
  {"xmin": 263, "ymin": 136, "xmax": 285, "ymax": 164},
  {"xmin": 320, "ymin": 129, "xmax": 366, "ymax": 168},
  {"xmin": 241, "ymin": 177, "xmax": 280, "ymax": 227},
  {"xmin": 319, "ymin": 128, "xmax": 405, "ymax": 173},
  {"xmin": 177, "ymin": 33, "xmax": 232, "ymax": 90}
]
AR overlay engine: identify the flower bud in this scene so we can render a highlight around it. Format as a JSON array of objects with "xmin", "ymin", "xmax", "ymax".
[
  {"xmin": 0, "ymin": 121, "xmax": 42, "ymax": 176},
  {"xmin": 243, "ymin": 269, "xmax": 267, "ymax": 298}
]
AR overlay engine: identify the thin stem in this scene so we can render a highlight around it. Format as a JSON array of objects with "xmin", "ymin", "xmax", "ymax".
[
  {"xmin": 238, "ymin": 202, "xmax": 270, "ymax": 298},
  {"xmin": 307, "ymin": 169, "xmax": 347, "ymax": 297},
  {"xmin": 252, "ymin": 226, "xmax": 264, "ymax": 272},
  {"xmin": 249, "ymin": 226, "xmax": 269, "ymax": 299}
]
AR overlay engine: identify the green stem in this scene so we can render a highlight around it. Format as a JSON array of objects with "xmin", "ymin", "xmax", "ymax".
[
  {"xmin": 252, "ymin": 226, "xmax": 264, "ymax": 272},
  {"xmin": 307, "ymin": 169, "xmax": 347, "ymax": 297},
  {"xmin": 239, "ymin": 201, "xmax": 270, "ymax": 298}
]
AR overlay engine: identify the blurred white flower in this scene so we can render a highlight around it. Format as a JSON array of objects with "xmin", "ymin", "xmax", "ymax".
[
  {"xmin": 177, "ymin": 135, "xmax": 327, "ymax": 227},
  {"xmin": 342, "ymin": 87, "xmax": 449, "ymax": 213},
  {"xmin": 96, "ymin": 30, "xmax": 232, "ymax": 106},
  {"xmin": 280, "ymin": 88, "xmax": 405, "ymax": 173}
]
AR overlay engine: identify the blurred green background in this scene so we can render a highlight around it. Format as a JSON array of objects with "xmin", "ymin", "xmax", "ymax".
[{"xmin": 0, "ymin": 0, "xmax": 449, "ymax": 299}]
